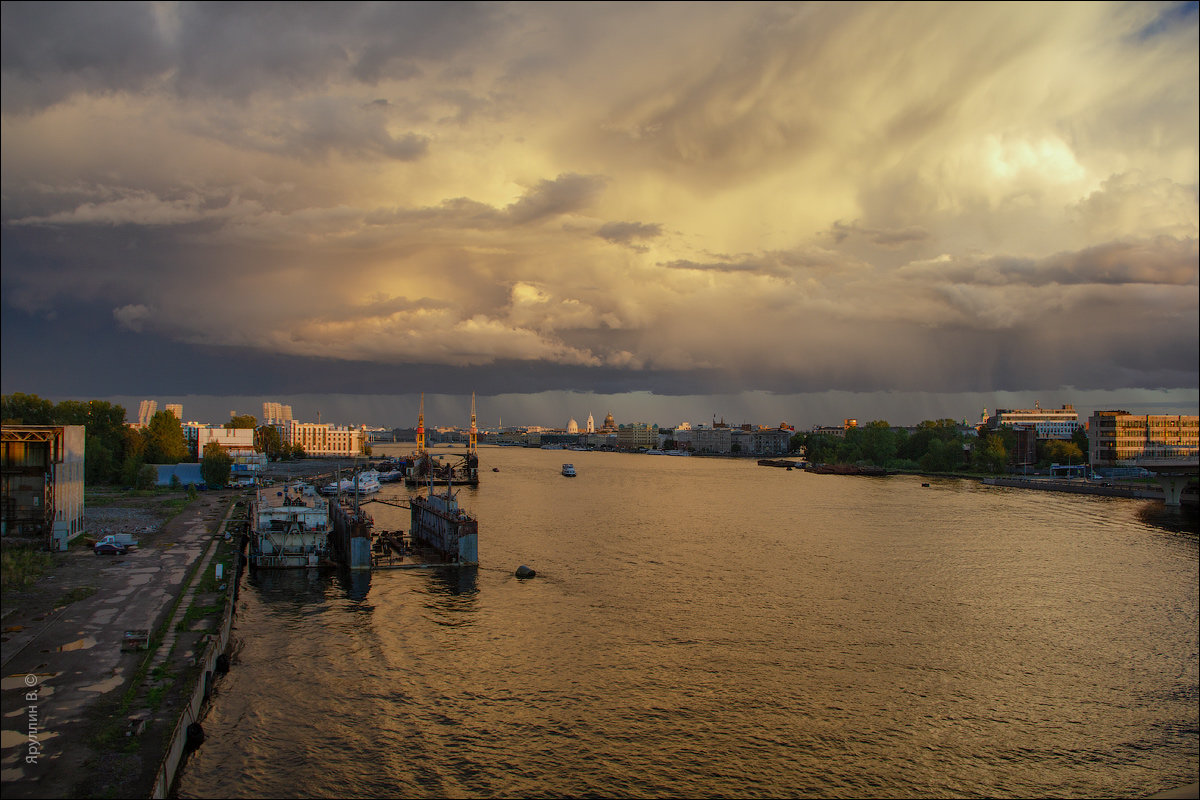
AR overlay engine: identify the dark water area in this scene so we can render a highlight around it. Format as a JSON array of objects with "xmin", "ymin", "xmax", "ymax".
[{"xmin": 177, "ymin": 446, "xmax": 1199, "ymax": 799}]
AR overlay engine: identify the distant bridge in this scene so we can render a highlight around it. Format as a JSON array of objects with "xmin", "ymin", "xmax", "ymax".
[{"xmin": 1135, "ymin": 448, "xmax": 1199, "ymax": 506}]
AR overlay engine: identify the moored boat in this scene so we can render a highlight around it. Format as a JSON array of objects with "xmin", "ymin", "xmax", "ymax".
[{"xmin": 248, "ymin": 482, "xmax": 332, "ymax": 568}]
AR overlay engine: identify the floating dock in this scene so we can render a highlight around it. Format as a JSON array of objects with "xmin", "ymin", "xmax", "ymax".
[
  {"xmin": 248, "ymin": 482, "xmax": 332, "ymax": 568},
  {"xmin": 409, "ymin": 487, "xmax": 478, "ymax": 565},
  {"xmin": 330, "ymin": 497, "xmax": 374, "ymax": 571}
]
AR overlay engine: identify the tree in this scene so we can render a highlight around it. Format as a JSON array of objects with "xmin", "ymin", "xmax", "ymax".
[
  {"xmin": 202, "ymin": 443, "xmax": 233, "ymax": 488},
  {"xmin": 255, "ymin": 424, "xmax": 285, "ymax": 460},
  {"xmin": 1040, "ymin": 439, "xmax": 1084, "ymax": 467},
  {"xmin": 226, "ymin": 414, "xmax": 258, "ymax": 429},
  {"xmin": 136, "ymin": 463, "xmax": 158, "ymax": 489},
  {"xmin": 859, "ymin": 421, "xmax": 899, "ymax": 466},
  {"xmin": 972, "ymin": 434, "xmax": 1008, "ymax": 473},
  {"xmin": 1071, "ymin": 426, "xmax": 1089, "ymax": 458},
  {"xmin": 1, "ymin": 392, "xmax": 54, "ymax": 424},
  {"xmin": 144, "ymin": 411, "xmax": 189, "ymax": 464}
]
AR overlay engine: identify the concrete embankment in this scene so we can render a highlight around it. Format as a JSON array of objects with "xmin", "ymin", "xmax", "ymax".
[{"xmin": 981, "ymin": 476, "xmax": 1167, "ymax": 500}]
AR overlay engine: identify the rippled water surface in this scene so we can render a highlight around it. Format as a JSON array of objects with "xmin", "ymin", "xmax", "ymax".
[{"xmin": 177, "ymin": 446, "xmax": 1198, "ymax": 798}]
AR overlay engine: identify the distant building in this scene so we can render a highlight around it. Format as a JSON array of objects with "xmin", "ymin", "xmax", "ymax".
[
  {"xmin": 694, "ymin": 425, "xmax": 732, "ymax": 454},
  {"xmin": 165, "ymin": 403, "xmax": 183, "ymax": 420},
  {"xmin": 586, "ymin": 413, "xmax": 595, "ymax": 434},
  {"xmin": 1088, "ymin": 411, "xmax": 1199, "ymax": 468},
  {"xmin": 602, "ymin": 412, "xmax": 616, "ymax": 430},
  {"xmin": 811, "ymin": 424, "xmax": 849, "ymax": 439},
  {"xmin": 263, "ymin": 402, "xmax": 294, "ymax": 425},
  {"xmin": 137, "ymin": 400, "xmax": 157, "ymax": 427},
  {"xmin": 567, "ymin": 418, "xmax": 579, "ymax": 434},
  {"xmin": 189, "ymin": 426, "xmax": 266, "ymax": 484},
  {"xmin": 285, "ymin": 421, "xmax": 365, "ymax": 457},
  {"xmin": 616, "ymin": 423, "xmax": 659, "ymax": 451},
  {"xmin": 987, "ymin": 404, "xmax": 1081, "ymax": 440},
  {"xmin": 1, "ymin": 425, "xmax": 85, "ymax": 551}
]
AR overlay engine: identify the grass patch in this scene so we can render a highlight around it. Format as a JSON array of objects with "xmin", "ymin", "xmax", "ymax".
[
  {"xmin": 1, "ymin": 546, "xmax": 53, "ymax": 592},
  {"xmin": 175, "ymin": 604, "xmax": 224, "ymax": 632},
  {"xmin": 58, "ymin": 585, "xmax": 98, "ymax": 606}
]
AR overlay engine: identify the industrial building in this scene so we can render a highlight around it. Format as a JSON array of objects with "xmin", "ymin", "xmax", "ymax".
[
  {"xmin": 1088, "ymin": 411, "xmax": 1200, "ymax": 467},
  {"xmin": 1, "ymin": 425, "xmax": 85, "ymax": 551}
]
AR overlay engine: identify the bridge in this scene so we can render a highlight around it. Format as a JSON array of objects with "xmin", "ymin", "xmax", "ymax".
[{"xmin": 1135, "ymin": 448, "xmax": 1200, "ymax": 506}]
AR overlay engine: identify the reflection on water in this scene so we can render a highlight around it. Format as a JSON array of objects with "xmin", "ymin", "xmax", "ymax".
[
  {"xmin": 1136, "ymin": 500, "xmax": 1200, "ymax": 536},
  {"xmin": 179, "ymin": 448, "xmax": 1199, "ymax": 800}
]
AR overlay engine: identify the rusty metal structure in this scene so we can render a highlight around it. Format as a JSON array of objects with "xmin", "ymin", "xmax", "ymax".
[{"xmin": 1, "ymin": 425, "xmax": 85, "ymax": 550}]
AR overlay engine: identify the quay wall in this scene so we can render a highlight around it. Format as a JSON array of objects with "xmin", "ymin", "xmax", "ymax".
[
  {"xmin": 980, "ymin": 476, "xmax": 1173, "ymax": 501},
  {"xmin": 150, "ymin": 516, "xmax": 242, "ymax": 799}
]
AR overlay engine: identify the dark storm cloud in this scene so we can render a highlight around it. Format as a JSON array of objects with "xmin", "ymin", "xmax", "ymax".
[
  {"xmin": 908, "ymin": 237, "xmax": 1199, "ymax": 287},
  {"xmin": 1, "ymin": 2, "xmax": 1195, "ymax": 412},
  {"xmin": 830, "ymin": 221, "xmax": 932, "ymax": 248},
  {"xmin": 503, "ymin": 174, "xmax": 607, "ymax": 225},
  {"xmin": 0, "ymin": 1, "xmax": 170, "ymax": 112},
  {"xmin": 1, "ymin": 1, "xmax": 508, "ymax": 112},
  {"xmin": 595, "ymin": 221, "xmax": 663, "ymax": 246}
]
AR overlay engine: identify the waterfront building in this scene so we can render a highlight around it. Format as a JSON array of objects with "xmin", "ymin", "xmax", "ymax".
[
  {"xmin": 567, "ymin": 418, "xmax": 579, "ymax": 434},
  {"xmin": 617, "ymin": 423, "xmax": 660, "ymax": 451},
  {"xmin": 587, "ymin": 413, "xmax": 595, "ymax": 434},
  {"xmin": 753, "ymin": 427, "xmax": 793, "ymax": 456},
  {"xmin": 0, "ymin": 424, "xmax": 85, "ymax": 551},
  {"xmin": 987, "ymin": 404, "xmax": 1081, "ymax": 439},
  {"xmin": 284, "ymin": 421, "xmax": 366, "ymax": 457},
  {"xmin": 694, "ymin": 425, "xmax": 733, "ymax": 454},
  {"xmin": 1087, "ymin": 411, "xmax": 1200, "ymax": 468},
  {"xmin": 602, "ymin": 412, "xmax": 616, "ymax": 431}
]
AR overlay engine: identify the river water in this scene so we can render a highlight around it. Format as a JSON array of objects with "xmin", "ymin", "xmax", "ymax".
[{"xmin": 176, "ymin": 445, "xmax": 1198, "ymax": 799}]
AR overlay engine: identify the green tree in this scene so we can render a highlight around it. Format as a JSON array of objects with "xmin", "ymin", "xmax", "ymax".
[
  {"xmin": 859, "ymin": 421, "xmax": 899, "ymax": 466},
  {"xmin": 119, "ymin": 453, "xmax": 144, "ymax": 487},
  {"xmin": 255, "ymin": 424, "xmax": 285, "ymax": 460},
  {"xmin": 85, "ymin": 434, "xmax": 116, "ymax": 485},
  {"xmin": 1040, "ymin": 439, "xmax": 1084, "ymax": 467},
  {"xmin": 1071, "ymin": 426, "xmax": 1090, "ymax": 458},
  {"xmin": 1, "ymin": 392, "xmax": 54, "ymax": 424},
  {"xmin": 972, "ymin": 434, "xmax": 1008, "ymax": 473},
  {"xmin": 136, "ymin": 463, "xmax": 158, "ymax": 489},
  {"xmin": 803, "ymin": 433, "xmax": 839, "ymax": 463},
  {"xmin": 202, "ymin": 443, "xmax": 233, "ymax": 488},
  {"xmin": 226, "ymin": 414, "xmax": 258, "ymax": 429},
  {"xmin": 144, "ymin": 411, "xmax": 189, "ymax": 464},
  {"xmin": 920, "ymin": 438, "xmax": 964, "ymax": 472}
]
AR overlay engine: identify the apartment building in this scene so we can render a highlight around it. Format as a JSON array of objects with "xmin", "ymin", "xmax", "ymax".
[{"xmin": 285, "ymin": 421, "xmax": 365, "ymax": 457}]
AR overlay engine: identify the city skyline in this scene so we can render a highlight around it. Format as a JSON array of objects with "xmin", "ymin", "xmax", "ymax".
[
  {"xmin": 2, "ymin": 3, "xmax": 1197, "ymax": 424},
  {"xmin": 27, "ymin": 388, "xmax": 1198, "ymax": 433}
]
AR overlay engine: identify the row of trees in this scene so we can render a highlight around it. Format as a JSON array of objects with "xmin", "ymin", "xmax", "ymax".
[
  {"xmin": 791, "ymin": 419, "xmax": 1088, "ymax": 474},
  {"xmin": 2, "ymin": 393, "xmax": 308, "ymax": 487}
]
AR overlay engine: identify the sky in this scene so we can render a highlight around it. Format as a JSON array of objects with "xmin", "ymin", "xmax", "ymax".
[{"xmin": 2, "ymin": 1, "xmax": 1198, "ymax": 429}]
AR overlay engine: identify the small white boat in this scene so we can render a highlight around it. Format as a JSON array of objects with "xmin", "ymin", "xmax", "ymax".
[{"xmin": 561, "ymin": 463, "xmax": 577, "ymax": 477}]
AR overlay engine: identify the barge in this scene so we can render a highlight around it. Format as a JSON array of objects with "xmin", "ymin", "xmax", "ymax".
[{"xmin": 248, "ymin": 482, "xmax": 332, "ymax": 568}]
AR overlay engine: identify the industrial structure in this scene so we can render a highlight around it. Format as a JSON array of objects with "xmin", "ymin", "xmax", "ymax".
[{"xmin": 0, "ymin": 425, "xmax": 85, "ymax": 550}]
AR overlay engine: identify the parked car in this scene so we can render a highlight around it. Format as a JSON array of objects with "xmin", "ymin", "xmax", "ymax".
[{"xmin": 93, "ymin": 534, "xmax": 135, "ymax": 555}]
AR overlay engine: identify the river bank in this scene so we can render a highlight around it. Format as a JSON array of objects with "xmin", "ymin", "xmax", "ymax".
[{"xmin": 0, "ymin": 488, "xmax": 240, "ymax": 798}]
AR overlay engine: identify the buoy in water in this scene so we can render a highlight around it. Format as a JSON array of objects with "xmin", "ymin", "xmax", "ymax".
[{"xmin": 515, "ymin": 565, "xmax": 536, "ymax": 579}]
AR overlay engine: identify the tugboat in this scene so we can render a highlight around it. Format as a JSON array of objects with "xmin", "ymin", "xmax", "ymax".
[{"xmin": 561, "ymin": 463, "xmax": 577, "ymax": 477}]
